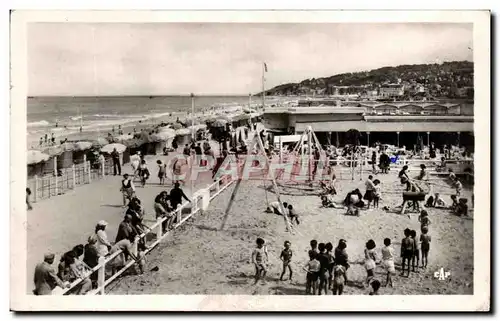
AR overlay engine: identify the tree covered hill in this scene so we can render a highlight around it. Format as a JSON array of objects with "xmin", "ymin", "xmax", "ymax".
[{"xmin": 261, "ymin": 61, "xmax": 473, "ymax": 98}]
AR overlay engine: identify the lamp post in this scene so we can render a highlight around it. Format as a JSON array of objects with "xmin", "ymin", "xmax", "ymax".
[{"xmin": 396, "ymin": 131, "xmax": 400, "ymax": 148}]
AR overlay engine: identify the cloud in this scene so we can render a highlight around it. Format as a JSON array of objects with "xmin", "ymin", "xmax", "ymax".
[{"xmin": 27, "ymin": 23, "xmax": 473, "ymax": 96}]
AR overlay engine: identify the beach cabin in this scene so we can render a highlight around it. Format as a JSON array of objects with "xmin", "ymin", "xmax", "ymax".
[{"xmin": 175, "ymin": 128, "xmax": 192, "ymax": 146}]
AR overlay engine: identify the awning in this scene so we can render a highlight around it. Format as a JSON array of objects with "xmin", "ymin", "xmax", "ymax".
[{"xmin": 295, "ymin": 121, "xmax": 474, "ymax": 132}]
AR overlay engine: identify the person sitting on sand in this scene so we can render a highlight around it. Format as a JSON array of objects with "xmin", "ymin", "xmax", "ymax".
[
  {"xmin": 266, "ymin": 201, "xmax": 287, "ymax": 216},
  {"xmin": 450, "ymin": 194, "xmax": 459, "ymax": 211},
  {"xmin": 432, "ymin": 193, "xmax": 447, "ymax": 208},
  {"xmin": 417, "ymin": 164, "xmax": 428, "ymax": 181},
  {"xmin": 252, "ymin": 238, "xmax": 269, "ymax": 285},
  {"xmin": 454, "ymin": 198, "xmax": 469, "ymax": 217},
  {"xmin": 320, "ymin": 194, "xmax": 345, "ymax": 209}
]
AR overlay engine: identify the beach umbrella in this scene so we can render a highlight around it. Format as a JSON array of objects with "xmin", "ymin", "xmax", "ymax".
[
  {"xmin": 91, "ymin": 137, "xmax": 110, "ymax": 147},
  {"xmin": 73, "ymin": 141, "xmax": 93, "ymax": 151},
  {"xmin": 151, "ymin": 130, "xmax": 176, "ymax": 142},
  {"xmin": 113, "ymin": 134, "xmax": 134, "ymax": 143},
  {"xmin": 172, "ymin": 123, "xmax": 184, "ymax": 130},
  {"xmin": 27, "ymin": 150, "xmax": 50, "ymax": 165},
  {"xmin": 211, "ymin": 119, "xmax": 228, "ymax": 127},
  {"xmin": 44, "ymin": 145, "xmax": 64, "ymax": 156},
  {"xmin": 101, "ymin": 143, "xmax": 127, "ymax": 154},
  {"xmin": 175, "ymin": 128, "xmax": 191, "ymax": 136}
]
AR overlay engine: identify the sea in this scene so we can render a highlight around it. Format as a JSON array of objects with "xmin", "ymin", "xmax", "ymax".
[{"xmin": 27, "ymin": 95, "xmax": 268, "ymax": 143}]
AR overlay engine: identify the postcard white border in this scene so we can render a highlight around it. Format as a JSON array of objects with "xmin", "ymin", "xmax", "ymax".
[{"xmin": 10, "ymin": 10, "xmax": 490, "ymax": 311}]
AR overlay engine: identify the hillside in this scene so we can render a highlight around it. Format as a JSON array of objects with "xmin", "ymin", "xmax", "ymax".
[{"xmin": 262, "ymin": 61, "xmax": 473, "ymax": 99}]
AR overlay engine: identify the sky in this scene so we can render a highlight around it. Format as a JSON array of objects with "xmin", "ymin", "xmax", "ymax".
[{"xmin": 27, "ymin": 23, "xmax": 473, "ymax": 96}]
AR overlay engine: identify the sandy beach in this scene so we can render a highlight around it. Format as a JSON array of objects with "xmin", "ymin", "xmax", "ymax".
[{"xmin": 108, "ymin": 170, "xmax": 474, "ymax": 295}]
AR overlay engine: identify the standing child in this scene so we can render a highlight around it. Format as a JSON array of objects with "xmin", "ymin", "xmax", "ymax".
[
  {"xmin": 304, "ymin": 250, "xmax": 320, "ymax": 295},
  {"xmin": 310, "ymin": 240, "xmax": 319, "ymax": 254},
  {"xmin": 381, "ymin": 238, "xmax": 395, "ymax": 287},
  {"xmin": 138, "ymin": 160, "xmax": 150, "ymax": 187},
  {"xmin": 400, "ymin": 228, "xmax": 415, "ymax": 277},
  {"xmin": 369, "ymin": 279, "xmax": 381, "ymax": 295},
  {"xmin": 325, "ymin": 242, "xmax": 335, "ymax": 290},
  {"xmin": 251, "ymin": 238, "xmax": 269, "ymax": 285},
  {"xmin": 332, "ymin": 264, "xmax": 346, "ymax": 295},
  {"xmin": 410, "ymin": 230, "xmax": 420, "ymax": 272},
  {"xmin": 156, "ymin": 160, "xmax": 166, "ymax": 185},
  {"xmin": 279, "ymin": 241, "xmax": 293, "ymax": 281},
  {"xmin": 364, "ymin": 239, "xmax": 378, "ymax": 286},
  {"xmin": 372, "ymin": 179, "xmax": 381, "ymax": 208},
  {"xmin": 420, "ymin": 226, "xmax": 432, "ymax": 268},
  {"xmin": 317, "ymin": 243, "xmax": 330, "ymax": 295},
  {"xmin": 418, "ymin": 210, "xmax": 431, "ymax": 230}
]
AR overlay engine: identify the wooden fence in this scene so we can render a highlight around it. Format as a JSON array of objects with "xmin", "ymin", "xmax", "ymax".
[
  {"xmin": 28, "ymin": 158, "xmax": 117, "ymax": 202},
  {"xmin": 52, "ymin": 175, "xmax": 234, "ymax": 295}
]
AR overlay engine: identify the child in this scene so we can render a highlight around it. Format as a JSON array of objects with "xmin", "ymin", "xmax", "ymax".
[
  {"xmin": 369, "ymin": 279, "xmax": 381, "ymax": 295},
  {"xmin": 317, "ymin": 243, "xmax": 330, "ymax": 295},
  {"xmin": 251, "ymin": 238, "xmax": 268, "ymax": 284},
  {"xmin": 325, "ymin": 242, "xmax": 335, "ymax": 290},
  {"xmin": 334, "ymin": 239, "xmax": 350, "ymax": 284},
  {"xmin": 418, "ymin": 210, "xmax": 431, "ymax": 230},
  {"xmin": 433, "ymin": 193, "xmax": 447, "ymax": 208},
  {"xmin": 279, "ymin": 241, "xmax": 293, "ymax": 281},
  {"xmin": 400, "ymin": 228, "xmax": 414, "ymax": 277},
  {"xmin": 381, "ymin": 238, "xmax": 395, "ymax": 287},
  {"xmin": 410, "ymin": 230, "xmax": 420, "ymax": 272},
  {"xmin": 332, "ymin": 264, "xmax": 346, "ymax": 295},
  {"xmin": 138, "ymin": 160, "xmax": 150, "ymax": 187},
  {"xmin": 453, "ymin": 178, "xmax": 463, "ymax": 196},
  {"xmin": 304, "ymin": 250, "xmax": 320, "ymax": 295},
  {"xmin": 372, "ymin": 179, "xmax": 381, "ymax": 208},
  {"xmin": 156, "ymin": 160, "xmax": 166, "ymax": 185},
  {"xmin": 287, "ymin": 204, "xmax": 300, "ymax": 225},
  {"xmin": 364, "ymin": 239, "xmax": 378, "ymax": 286},
  {"xmin": 310, "ymin": 240, "xmax": 319, "ymax": 254},
  {"xmin": 454, "ymin": 198, "xmax": 469, "ymax": 217},
  {"xmin": 450, "ymin": 194, "xmax": 459, "ymax": 211},
  {"xmin": 420, "ymin": 226, "xmax": 431, "ymax": 268}
]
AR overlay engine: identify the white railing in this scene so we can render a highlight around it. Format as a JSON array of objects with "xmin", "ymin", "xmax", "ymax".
[{"xmin": 54, "ymin": 175, "xmax": 234, "ymax": 296}]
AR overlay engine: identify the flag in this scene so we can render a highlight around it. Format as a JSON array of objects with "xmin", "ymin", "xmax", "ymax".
[{"xmin": 263, "ymin": 62, "xmax": 268, "ymax": 72}]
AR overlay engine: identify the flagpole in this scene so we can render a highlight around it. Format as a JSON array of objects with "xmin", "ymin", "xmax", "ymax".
[
  {"xmin": 191, "ymin": 93, "xmax": 195, "ymax": 141},
  {"xmin": 261, "ymin": 62, "xmax": 266, "ymax": 109}
]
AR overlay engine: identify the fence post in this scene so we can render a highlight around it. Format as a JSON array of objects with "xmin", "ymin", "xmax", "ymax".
[
  {"xmin": 156, "ymin": 217, "xmax": 163, "ymax": 240},
  {"xmin": 97, "ymin": 256, "xmax": 106, "ymax": 295},
  {"xmin": 34, "ymin": 175, "xmax": 38, "ymax": 202},
  {"xmin": 72, "ymin": 164, "xmax": 76, "ymax": 189},
  {"xmin": 176, "ymin": 207, "xmax": 182, "ymax": 226},
  {"xmin": 88, "ymin": 161, "xmax": 92, "ymax": 183},
  {"xmin": 54, "ymin": 156, "xmax": 58, "ymax": 196},
  {"xmin": 101, "ymin": 157, "xmax": 105, "ymax": 177},
  {"xmin": 132, "ymin": 236, "xmax": 139, "ymax": 257},
  {"xmin": 83, "ymin": 154, "xmax": 87, "ymax": 183}
]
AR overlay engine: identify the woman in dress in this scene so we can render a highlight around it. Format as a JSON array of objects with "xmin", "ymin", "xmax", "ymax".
[
  {"xmin": 94, "ymin": 220, "xmax": 112, "ymax": 257},
  {"xmin": 364, "ymin": 239, "xmax": 379, "ymax": 286}
]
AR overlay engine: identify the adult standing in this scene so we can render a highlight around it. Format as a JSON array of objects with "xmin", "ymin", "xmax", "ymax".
[
  {"xmin": 363, "ymin": 175, "xmax": 376, "ymax": 209},
  {"xmin": 83, "ymin": 236, "xmax": 99, "ymax": 288},
  {"xmin": 154, "ymin": 193, "xmax": 169, "ymax": 233},
  {"xmin": 169, "ymin": 182, "xmax": 191, "ymax": 211},
  {"xmin": 115, "ymin": 214, "xmax": 134, "ymax": 243},
  {"xmin": 379, "ymin": 151, "xmax": 390, "ymax": 174},
  {"xmin": 26, "ymin": 187, "xmax": 33, "ymax": 211},
  {"xmin": 371, "ymin": 151, "xmax": 377, "ymax": 173},
  {"xmin": 120, "ymin": 174, "xmax": 136, "ymax": 207},
  {"xmin": 33, "ymin": 253, "xmax": 68, "ymax": 295},
  {"xmin": 94, "ymin": 220, "xmax": 112, "ymax": 257},
  {"xmin": 111, "ymin": 148, "xmax": 121, "ymax": 176}
]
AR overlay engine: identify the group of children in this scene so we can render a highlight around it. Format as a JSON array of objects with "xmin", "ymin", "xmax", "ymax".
[{"xmin": 251, "ymin": 213, "xmax": 432, "ymax": 295}]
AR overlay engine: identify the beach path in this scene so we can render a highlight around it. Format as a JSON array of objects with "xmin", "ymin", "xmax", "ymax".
[{"xmin": 26, "ymin": 142, "xmax": 222, "ymax": 294}]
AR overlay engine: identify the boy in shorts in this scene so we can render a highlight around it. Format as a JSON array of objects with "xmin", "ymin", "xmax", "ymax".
[
  {"xmin": 410, "ymin": 230, "xmax": 420, "ymax": 272},
  {"xmin": 304, "ymin": 250, "xmax": 320, "ymax": 295},
  {"xmin": 251, "ymin": 238, "xmax": 269, "ymax": 284},
  {"xmin": 279, "ymin": 241, "xmax": 293, "ymax": 281},
  {"xmin": 420, "ymin": 226, "xmax": 431, "ymax": 268},
  {"xmin": 400, "ymin": 228, "xmax": 414, "ymax": 277}
]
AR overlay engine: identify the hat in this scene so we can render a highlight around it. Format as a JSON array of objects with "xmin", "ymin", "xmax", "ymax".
[
  {"xmin": 97, "ymin": 220, "xmax": 108, "ymax": 226},
  {"xmin": 44, "ymin": 253, "xmax": 55, "ymax": 260}
]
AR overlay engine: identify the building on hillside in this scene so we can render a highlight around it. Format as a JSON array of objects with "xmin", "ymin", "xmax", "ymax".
[{"xmin": 379, "ymin": 84, "xmax": 405, "ymax": 98}]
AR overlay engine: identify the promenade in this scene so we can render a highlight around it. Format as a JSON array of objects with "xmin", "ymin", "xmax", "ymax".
[{"xmin": 26, "ymin": 144, "xmax": 220, "ymax": 294}]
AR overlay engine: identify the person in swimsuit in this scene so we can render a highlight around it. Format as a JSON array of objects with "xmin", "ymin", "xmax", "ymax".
[
  {"xmin": 157, "ymin": 160, "xmax": 166, "ymax": 185},
  {"xmin": 420, "ymin": 226, "xmax": 432, "ymax": 268},
  {"xmin": 410, "ymin": 230, "xmax": 420, "ymax": 272},
  {"xmin": 279, "ymin": 241, "xmax": 293, "ymax": 281},
  {"xmin": 332, "ymin": 264, "xmax": 346, "ymax": 295},
  {"xmin": 381, "ymin": 238, "xmax": 395, "ymax": 287},
  {"xmin": 304, "ymin": 250, "xmax": 320, "ymax": 295},
  {"xmin": 400, "ymin": 228, "xmax": 415, "ymax": 277},
  {"xmin": 120, "ymin": 174, "xmax": 135, "ymax": 207},
  {"xmin": 251, "ymin": 238, "xmax": 268, "ymax": 284}
]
